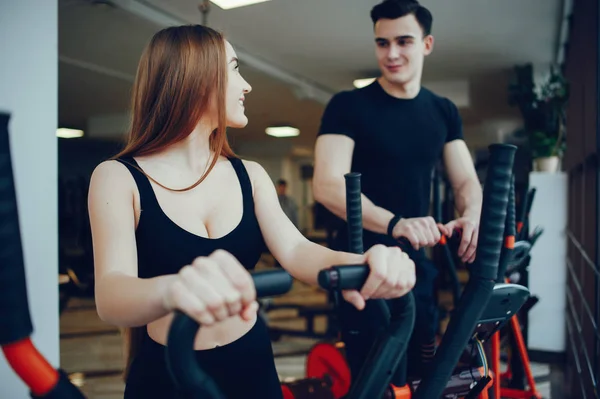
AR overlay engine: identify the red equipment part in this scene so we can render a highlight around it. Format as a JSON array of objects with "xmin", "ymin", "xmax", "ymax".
[
  {"xmin": 306, "ymin": 342, "xmax": 352, "ymax": 398},
  {"xmin": 2, "ymin": 338, "xmax": 60, "ymax": 396}
]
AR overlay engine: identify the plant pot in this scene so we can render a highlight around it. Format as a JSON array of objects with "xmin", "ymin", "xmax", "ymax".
[{"xmin": 534, "ymin": 156, "xmax": 560, "ymax": 172}]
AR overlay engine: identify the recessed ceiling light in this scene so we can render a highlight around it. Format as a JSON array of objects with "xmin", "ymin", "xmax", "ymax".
[
  {"xmin": 265, "ymin": 126, "xmax": 300, "ymax": 138},
  {"xmin": 56, "ymin": 128, "xmax": 84, "ymax": 139},
  {"xmin": 211, "ymin": 0, "xmax": 271, "ymax": 10},
  {"xmin": 353, "ymin": 78, "xmax": 376, "ymax": 88}
]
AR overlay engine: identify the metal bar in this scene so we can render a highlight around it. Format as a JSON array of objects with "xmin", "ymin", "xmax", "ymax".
[
  {"xmin": 566, "ymin": 310, "xmax": 588, "ymax": 399},
  {"xmin": 567, "ymin": 229, "xmax": 600, "ymax": 277},
  {"xmin": 566, "ymin": 281, "xmax": 598, "ymax": 389},
  {"xmin": 566, "ymin": 258, "xmax": 600, "ymax": 342}
]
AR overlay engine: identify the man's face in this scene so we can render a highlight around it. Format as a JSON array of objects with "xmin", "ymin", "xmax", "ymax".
[
  {"xmin": 374, "ymin": 14, "xmax": 433, "ymax": 85},
  {"xmin": 277, "ymin": 184, "xmax": 286, "ymax": 196}
]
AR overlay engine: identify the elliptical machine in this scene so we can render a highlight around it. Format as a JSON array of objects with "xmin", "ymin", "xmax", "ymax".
[{"xmin": 282, "ymin": 143, "xmax": 533, "ymax": 399}]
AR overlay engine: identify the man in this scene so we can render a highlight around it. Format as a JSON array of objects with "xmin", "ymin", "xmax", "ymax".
[{"xmin": 312, "ymin": 0, "xmax": 482, "ymax": 379}]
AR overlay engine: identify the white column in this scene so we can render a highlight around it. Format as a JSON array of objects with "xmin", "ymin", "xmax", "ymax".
[
  {"xmin": 0, "ymin": 1, "xmax": 59, "ymax": 397},
  {"xmin": 527, "ymin": 172, "xmax": 567, "ymax": 354}
]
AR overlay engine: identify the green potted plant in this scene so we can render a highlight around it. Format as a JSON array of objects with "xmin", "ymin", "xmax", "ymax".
[{"xmin": 509, "ymin": 63, "xmax": 569, "ymax": 172}]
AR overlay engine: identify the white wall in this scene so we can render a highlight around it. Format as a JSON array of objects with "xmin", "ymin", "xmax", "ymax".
[
  {"xmin": 527, "ymin": 172, "xmax": 567, "ymax": 353},
  {"xmin": 0, "ymin": 1, "xmax": 59, "ymax": 397}
]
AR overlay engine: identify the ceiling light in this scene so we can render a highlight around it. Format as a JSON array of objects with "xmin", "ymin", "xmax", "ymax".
[
  {"xmin": 265, "ymin": 126, "xmax": 300, "ymax": 138},
  {"xmin": 56, "ymin": 128, "xmax": 84, "ymax": 139},
  {"xmin": 353, "ymin": 78, "xmax": 376, "ymax": 89},
  {"xmin": 211, "ymin": 0, "xmax": 271, "ymax": 10}
]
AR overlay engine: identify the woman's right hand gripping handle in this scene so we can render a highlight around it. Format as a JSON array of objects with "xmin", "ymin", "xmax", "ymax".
[
  {"xmin": 162, "ymin": 250, "xmax": 259, "ymax": 327},
  {"xmin": 319, "ymin": 264, "xmax": 417, "ymax": 399},
  {"xmin": 164, "ymin": 250, "xmax": 293, "ymax": 399}
]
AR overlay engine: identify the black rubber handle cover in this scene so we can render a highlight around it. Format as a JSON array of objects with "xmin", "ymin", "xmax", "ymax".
[
  {"xmin": 317, "ymin": 264, "xmax": 369, "ymax": 291},
  {"xmin": 30, "ymin": 370, "xmax": 86, "ymax": 399},
  {"xmin": 345, "ymin": 173, "xmax": 364, "ymax": 254},
  {"xmin": 506, "ymin": 174, "xmax": 517, "ymax": 238},
  {"xmin": 497, "ymin": 174, "xmax": 516, "ymax": 282},
  {"xmin": 252, "ymin": 269, "xmax": 294, "ymax": 298},
  {"xmin": 519, "ymin": 187, "xmax": 537, "ymax": 240},
  {"xmin": 412, "ymin": 143, "xmax": 517, "ymax": 399},
  {"xmin": 0, "ymin": 113, "xmax": 33, "ymax": 345},
  {"xmin": 469, "ymin": 144, "xmax": 517, "ymax": 280},
  {"xmin": 166, "ymin": 270, "xmax": 293, "ymax": 398},
  {"xmin": 517, "ymin": 182, "xmax": 529, "ymax": 229}
]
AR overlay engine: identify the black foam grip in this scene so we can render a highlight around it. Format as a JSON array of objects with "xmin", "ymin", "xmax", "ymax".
[
  {"xmin": 505, "ymin": 175, "xmax": 516, "ymax": 238},
  {"xmin": 497, "ymin": 175, "xmax": 516, "ymax": 281},
  {"xmin": 469, "ymin": 144, "xmax": 517, "ymax": 280},
  {"xmin": 252, "ymin": 269, "xmax": 293, "ymax": 298},
  {"xmin": 345, "ymin": 173, "xmax": 363, "ymax": 254},
  {"xmin": 317, "ymin": 264, "xmax": 369, "ymax": 291},
  {"xmin": 166, "ymin": 270, "xmax": 292, "ymax": 397},
  {"xmin": 0, "ymin": 113, "xmax": 33, "ymax": 345},
  {"xmin": 517, "ymin": 182, "xmax": 529, "ymax": 226}
]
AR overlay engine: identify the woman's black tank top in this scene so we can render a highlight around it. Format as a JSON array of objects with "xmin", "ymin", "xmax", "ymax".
[{"xmin": 116, "ymin": 156, "xmax": 266, "ymax": 277}]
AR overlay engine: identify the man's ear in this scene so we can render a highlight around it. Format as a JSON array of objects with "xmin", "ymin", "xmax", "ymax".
[{"xmin": 423, "ymin": 34, "xmax": 434, "ymax": 56}]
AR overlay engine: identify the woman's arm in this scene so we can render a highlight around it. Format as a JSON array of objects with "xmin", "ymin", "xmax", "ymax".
[
  {"xmin": 247, "ymin": 161, "xmax": 415, "ymax": 310},
  {"xmin": 88, "ymin": 161, "xmax": 176, "ymax": 327}
]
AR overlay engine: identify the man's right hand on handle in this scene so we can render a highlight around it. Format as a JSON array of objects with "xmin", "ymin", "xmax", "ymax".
[
  {"xmin": 162, "ymin": 250, "xmax": 259, "ymax": 326},
  {"xmin": 391, "ymin": 216, "xmax": 451, "ymax": 250}
]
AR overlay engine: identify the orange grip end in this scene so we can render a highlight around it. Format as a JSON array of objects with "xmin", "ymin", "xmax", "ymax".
[
  {"xmin": 390, "ymin": 384, "xmax": 412, "ymax": 399},
  {"xmin": 505, "ymin": 236, "xmax": 515, "ymax": 249},
  {"xmin": 2, "ymin": 338, "xmax": 59, "ymax": 396},
  {"xmin": 439, "ymin": 235, "xmax": 447, "ymax": 245}
]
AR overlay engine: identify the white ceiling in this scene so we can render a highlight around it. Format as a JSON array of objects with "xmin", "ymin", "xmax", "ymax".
[{"xmin": 58, "ymin": 0, "xmax": 566, "ymax": 149}]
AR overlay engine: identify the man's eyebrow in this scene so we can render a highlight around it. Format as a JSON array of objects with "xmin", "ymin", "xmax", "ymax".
[{"xmin": 375, "ymin": 35, "xmax": 416, "ymax": 41}]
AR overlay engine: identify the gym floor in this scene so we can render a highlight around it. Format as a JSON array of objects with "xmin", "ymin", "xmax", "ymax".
[{"xmin": 59, "ymin": 254, "xmax": 562, "ymax": 398}]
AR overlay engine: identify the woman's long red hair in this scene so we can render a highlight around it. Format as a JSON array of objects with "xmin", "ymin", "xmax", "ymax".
[{"xmin": 112, "ymin": 24, "xmax": 236, "ymax": 379}]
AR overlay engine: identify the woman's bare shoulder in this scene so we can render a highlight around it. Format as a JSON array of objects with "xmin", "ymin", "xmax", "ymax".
[
  {"xmin": 238, "ymin": 158, "xmax": 275, "ymax": 197},
  {"xmin": 89, "ymin": 159, "xmax": 137, "ymax": 200}
]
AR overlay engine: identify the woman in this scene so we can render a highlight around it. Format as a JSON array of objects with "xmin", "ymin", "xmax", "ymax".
[{"xmin": 88, "ymin": 25, "xmax": 416, "ymax": 399}]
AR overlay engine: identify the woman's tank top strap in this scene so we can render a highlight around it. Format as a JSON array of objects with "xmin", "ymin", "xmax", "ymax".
[
  {"xmin": 228, "ymin": 157, "xmax": 255, "ymax": 210},
  {"xmin": 114, "ymin": 157, "xmax": 160, "ymax": 213}
]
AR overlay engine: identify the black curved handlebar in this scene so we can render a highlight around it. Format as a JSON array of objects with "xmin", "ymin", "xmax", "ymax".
[
  {"xmin": 317, "ymin": 172, "xmax": 416, "ymax": 399},
  {"xmin": 165, "ymin": 270, "xmax": 293, "ymax": 398},
  {"xmin": 412, "ymin": 143, "xmax": 517, "ymax": 399}
]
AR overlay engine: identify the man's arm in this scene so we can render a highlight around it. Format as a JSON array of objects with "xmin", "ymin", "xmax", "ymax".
[
  {"xmin": 313, "ymin": 134, "xmax": 395, "ymax": 235},
  {"xmin": 313, "ymin": 134, "xmax": 441, "ymax": 251},
  {"xmin": 443, "ymin": 139, "xmax": 483, "ymax": 262}
]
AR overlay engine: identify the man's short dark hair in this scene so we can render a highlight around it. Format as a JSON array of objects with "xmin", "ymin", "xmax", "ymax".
[
  {"xmin": 277, "ymin": 179, "xmax": 287, "ymax": 186},
  {"xmin": 370, "ymin": 0, "xmax": 433, "ymax": 37}
]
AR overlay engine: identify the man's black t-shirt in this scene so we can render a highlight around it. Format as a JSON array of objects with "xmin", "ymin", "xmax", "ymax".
[{"xmin": 317, "ymin": 80, "xmax": 463, "ymax": 260}]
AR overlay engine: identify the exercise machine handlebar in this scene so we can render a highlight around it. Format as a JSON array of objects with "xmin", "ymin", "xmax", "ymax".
[
  {"xmin": 412, "ymin": 143, "xmax": 517, "ymax": 399},
  {"xmin": 497, "ymin": 174, "xmax": 517, "ymax": 282},
  {"xmin": 165, "ymin": 270, "xmax": 294, "ymax": 399},
  {"xmin": 318, "ymin": 172, "xmax": 416, "ymax": 399},
  {"xmin": 0, "ymin": 113, "xmax": 85, "ymax": 399}
]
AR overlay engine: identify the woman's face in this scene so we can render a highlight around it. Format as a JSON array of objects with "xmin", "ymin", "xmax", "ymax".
[{"xmin": 224, "ymin": 40, "xmax": 252, "ymax": 128}]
